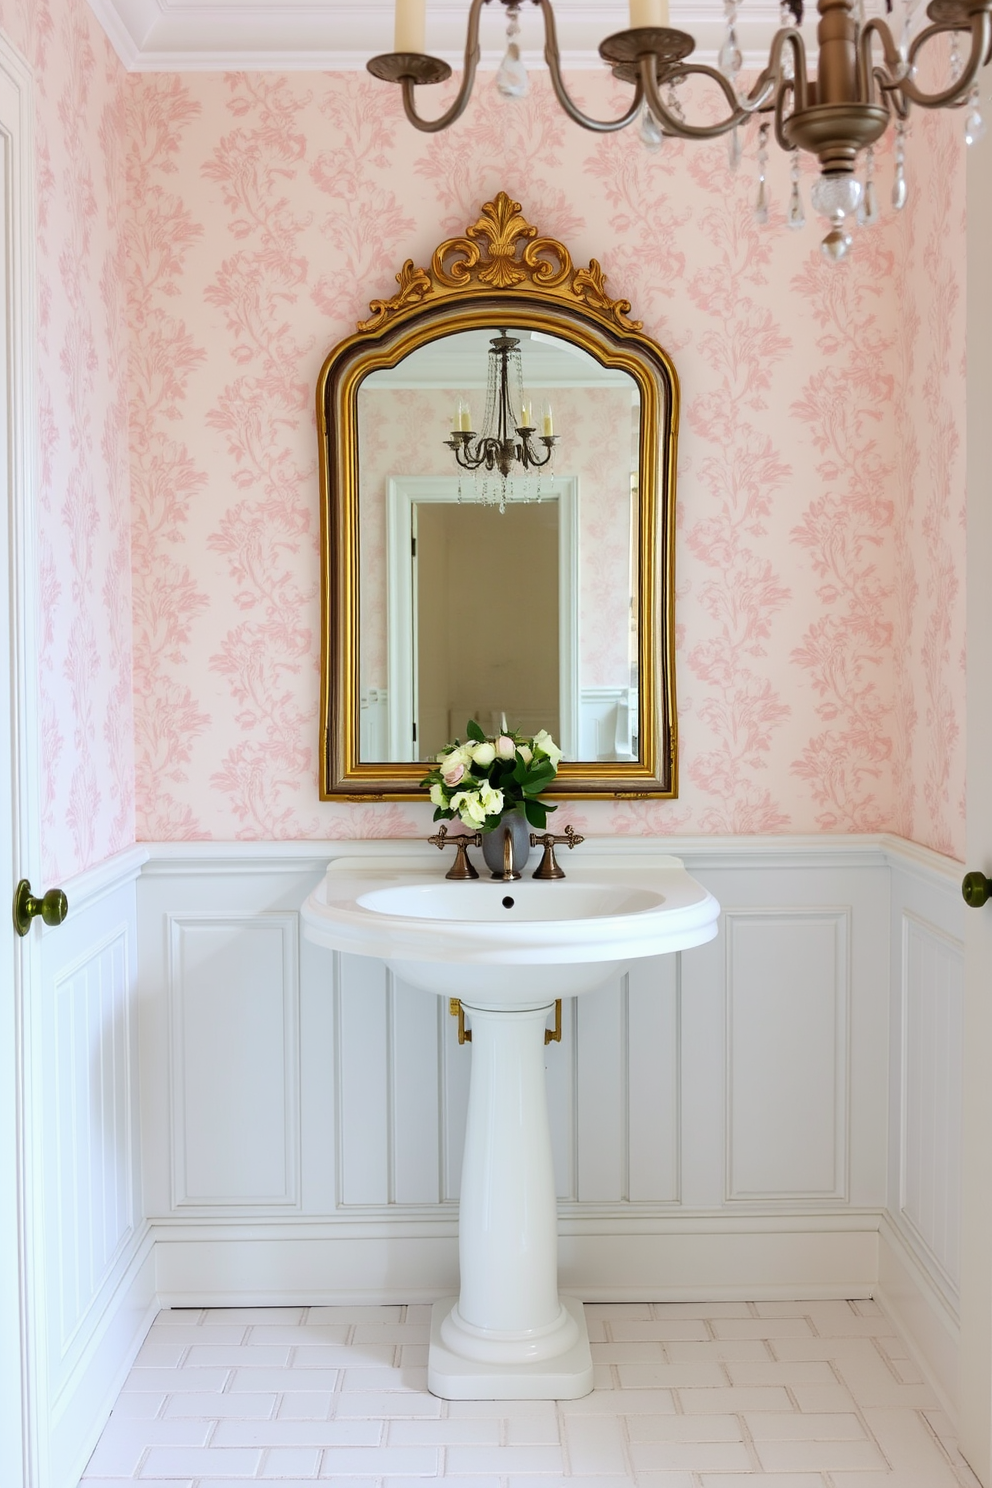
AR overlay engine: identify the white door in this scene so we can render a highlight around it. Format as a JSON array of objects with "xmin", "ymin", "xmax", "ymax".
[
  {"xmin": 958, "ymin": 77, "xmax": 992, "ymax": 1486},
  {"xmin": 0, "ymin": 37, "xmax": 45, "ymax": 1488}
]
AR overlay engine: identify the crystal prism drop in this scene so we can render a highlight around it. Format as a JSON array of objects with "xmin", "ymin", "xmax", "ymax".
[
  {"xmin": 719, "ymin": 32, "xmax": 743, "ymax": 77},
  {"xmin": 728, "ymin": 127, "xmax": 742, "ymax": 172},
  {"xmin": 496, "ymin": 41, "xmax": 529, "ymax": 98},
  {"xmin": 754, "ymin": 180, "xmax": 769, "ymax": 226},
  {"xmin": 892, "ymin": 171, "xmax": 907, "ymax": 211},
  {"xmin": 788, "ymin": 182, "xmax": 805, "ymax": 229},
  {"xmin": 638, "ymin": 102, "xmax": 664, "ymax": 152},
  {"xmin": 821, "ymin": 226, "xmax": 852, "ymax": 261},
  {"xmin": 966, "ymin": 103, "xmax": 986, "ymax": 146},
  {"xmin": 858, "ymin": 178, "xmax": 879, "ymax": 226}
]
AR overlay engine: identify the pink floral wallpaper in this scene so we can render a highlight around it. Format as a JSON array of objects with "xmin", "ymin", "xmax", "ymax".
[
  {"xmin": 0, "ymin": 0, "xmax": 134, "ymax": 881},
  {"xmin": 357, "ymin": 385, "xmax": 634, "ymax": 694},
  {"xmin": 121, "ymin": 67, "xmax": 967, "ymax": 855},
  {"xmin": 10, "ymin": 18, "xmax": 967, "ymax": 865}
]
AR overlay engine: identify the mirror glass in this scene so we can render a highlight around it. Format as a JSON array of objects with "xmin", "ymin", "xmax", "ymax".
[{"xmin": 356, "ymin": 326, "xmax": 641, "ymax": 765}]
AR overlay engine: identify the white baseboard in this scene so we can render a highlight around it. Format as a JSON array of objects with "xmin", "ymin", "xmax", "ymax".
[
  {"xmin": 151, "ymin": 1212, "xmax": 880, "ymax": 1308},
  {"xmin": 876, "ymin": 1213, "xmax": 960, "ymax": 1421}
]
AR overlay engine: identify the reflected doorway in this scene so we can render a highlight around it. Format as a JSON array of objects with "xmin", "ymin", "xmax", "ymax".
[
  {"xmin": 416, "ymin": 500, "xmax": 560, "ymax": 759},
  {"xmin": 383, "ymin": 476, "xmax": 579, "ymax": 763}
]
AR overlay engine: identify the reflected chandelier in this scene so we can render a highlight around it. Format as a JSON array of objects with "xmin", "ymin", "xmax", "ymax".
[
  {"xmin": 445, "ymin": 329, "xmax": 559, "ymax": 511},
  {"xmin": 369, "ymin": 0, "xmax": 991, "ymax": 259}
]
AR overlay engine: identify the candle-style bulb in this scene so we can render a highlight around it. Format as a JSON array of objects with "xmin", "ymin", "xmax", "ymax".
[
  {"xmin": 394, "ymin": 0, "xmax": 426, "ymax": 53},
  {"xmin": 542, "ymin": 402, "xmax": 554, "ymax": 437},
  {"xmin": 629, "ymin": 0, "xmax": 668, "ymax": 26}
]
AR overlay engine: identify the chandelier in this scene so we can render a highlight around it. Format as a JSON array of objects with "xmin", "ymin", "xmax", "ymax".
[
  {"xmin": 370, "ymin": 0, "xmax": 991, "ymax": 259},
  {"xmin": 444, "ymin": 330, "xmax": 559, "ymax": 510}
]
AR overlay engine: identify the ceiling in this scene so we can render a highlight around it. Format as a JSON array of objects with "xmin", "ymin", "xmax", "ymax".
[
  {"xmin": 87, "ymin": 0, "xmax": 785, "ymax": 71},
  {"xmin": 363, "ymin": 327, "xmax": 635, "ymax": 390}
]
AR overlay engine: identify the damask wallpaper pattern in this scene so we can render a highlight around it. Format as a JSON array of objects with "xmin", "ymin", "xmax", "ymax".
[
  {"xmin": 0, "ymin": 0, "xmax": 134, "ymax": 881},
  {"xmin": 123, "ymin": 68, "xmax": 967, "ymax": 855},
  {"xmin": 1, "ymin": 5, "xmax": 965, "ymax": 868}
]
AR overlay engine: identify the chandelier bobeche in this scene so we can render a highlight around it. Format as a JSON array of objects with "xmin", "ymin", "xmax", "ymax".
[{"xmin": 370, "ymin": 0, "xmax": 991, "ymax": 260}]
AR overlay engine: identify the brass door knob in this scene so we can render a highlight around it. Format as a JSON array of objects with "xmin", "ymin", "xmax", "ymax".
[
  {"xmin": 13, "ymin": 879, "xmax": 68, "ymax": 937},
  {"xmin": 962, "ymin": 871, "xmax": 992, "ymax": 909}
]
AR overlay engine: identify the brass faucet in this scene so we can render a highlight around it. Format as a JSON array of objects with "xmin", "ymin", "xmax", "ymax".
[
  {"xmin": 428, "ymin": 824, "xmax": 482, "ymax": 880},
  {"xmin": 529, "ymin": 825, "xmax": 585, "ymax": 879},
  {"xmin": 499, "ymin": 826, "xmax": 521, "ymax": 882}
]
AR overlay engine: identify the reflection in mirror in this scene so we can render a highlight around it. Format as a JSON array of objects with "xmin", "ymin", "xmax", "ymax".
[{"xmin": 357, "ymin": 327, "xmax": 640, "ymax": 766}]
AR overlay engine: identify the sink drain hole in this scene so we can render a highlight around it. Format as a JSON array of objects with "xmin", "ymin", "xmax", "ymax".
[{"xmin": 501, "ymin": 896, "xmax": 515, "ymax": 909}]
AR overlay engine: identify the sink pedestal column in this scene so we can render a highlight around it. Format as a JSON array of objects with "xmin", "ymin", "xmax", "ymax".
[{"xmin": 428, "ymin": 1001, "xmax": 593, "ymax": 1400}]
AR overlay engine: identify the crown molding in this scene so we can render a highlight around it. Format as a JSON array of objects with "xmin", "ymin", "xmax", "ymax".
[{"xmin": 87, "ymin": 0, "xmax": 787, "ymax": 72}]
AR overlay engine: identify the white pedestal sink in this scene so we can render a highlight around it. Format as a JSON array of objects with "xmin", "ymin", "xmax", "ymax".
[{"xmin": 302, "ymin": 844, "xmax": 719, "ymax": 1400}]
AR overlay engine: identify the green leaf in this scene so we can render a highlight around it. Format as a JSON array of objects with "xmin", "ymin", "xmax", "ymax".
[
  {"xmin": 524, "ymin": 799, "xmax": 547, "ymax": 829},
  {"xmin": 466, "ymin": 718, "xmax": 486, "ymax": 743}
]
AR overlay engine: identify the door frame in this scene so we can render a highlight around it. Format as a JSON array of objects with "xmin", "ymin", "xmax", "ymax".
[
  {"xmin": 384, "ymin": 475, "xmax": 580, "ymax": 762},
  {"xmin": 958, "ymin": 71, "xmax": 992, "ymax": 1487},
  {"xmin": 0, "ymin": 33, "xmax": 45, "ymax": 1488}
]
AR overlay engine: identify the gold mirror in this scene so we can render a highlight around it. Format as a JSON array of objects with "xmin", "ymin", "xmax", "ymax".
[{"xmin": 317, "ymin": 192, "xmax": 679, "ymax": 802}]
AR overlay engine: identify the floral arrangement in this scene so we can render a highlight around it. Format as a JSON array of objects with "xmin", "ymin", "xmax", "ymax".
[{"xmin": 421, "ymin": 719, "xmax": 562, "ymax": 832}]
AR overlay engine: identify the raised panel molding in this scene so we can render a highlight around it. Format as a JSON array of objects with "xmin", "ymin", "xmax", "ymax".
[
  {"xmin": 49, "ymin": 925, "xmax": 136, "ymax": 1366},
  {"xmin": 725, "ymin": 909, "xmax": 850, "ymax": 1203},
  {"xmin": 168, "ymin": 912, "xmax": 300, "ymax": 1209},
  {"xmin": 334, "ymin": 951, "xmax": 680, "ymax": 1214},
  {"xmin": 899, "ymin": 911, "xmax": 964, "ymax": 1297}
]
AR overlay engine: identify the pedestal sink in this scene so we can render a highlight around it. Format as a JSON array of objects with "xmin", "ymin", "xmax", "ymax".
[{"xmin": 302, "ymin": 845, "xmax": 719, "ymax": 1400}]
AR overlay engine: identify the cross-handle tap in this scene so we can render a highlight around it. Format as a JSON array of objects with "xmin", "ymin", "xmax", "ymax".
[
  {"xmin": 529, "ymin": 825, "xmax": 585, "ymax": 880},
  {"xmin": 428, "ymin": 824, "xmax": 483, "ymax": 880}
]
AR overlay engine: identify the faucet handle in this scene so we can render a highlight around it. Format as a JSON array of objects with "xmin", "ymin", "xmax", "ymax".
[
  {"xmin": 428, "ymin": 824, "xmax": 482, "ymax": 880},
  {"xmin": 529, "ymin": 825, "xmax": 585, "ymax": 880}
]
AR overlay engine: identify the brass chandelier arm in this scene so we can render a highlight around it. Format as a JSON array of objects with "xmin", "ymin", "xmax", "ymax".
[
  {"xmin": 536, "ymin": 0, "xmax": 645, "ymax": 130},
  {"xmin": 902, "ymin": 12, "xmax": 992, "ymax": 108},
  {"xmin": 397, "ymin": 0, "xmax": 486, "ymax": 133},
  {"xmin": 858, "ymin": 17, "xmax": 905, "ymax": 98},
  {"xmin": 638, "ymin": 55, "xmax": 777, "ymax": 141}
]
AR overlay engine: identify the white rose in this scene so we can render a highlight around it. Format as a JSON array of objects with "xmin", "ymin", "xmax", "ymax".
[
  {"xmin": 517, "ymin": 744, "xmax": 533, "ymax": 764},
  {"xmin": 440, "ymin": 743, "xmax": 473, "ymax": 770},
  {"xmin": 429, "ymin": 783, "xmax": 448, "ymax": 808},
  {"xmin": 451, "ymin": 789, "xmax": 488, "ymax": 827},
  {"xmin": 495, "ymin": 735, "xmax": 515, "ymax": 759},
  {"xmin": 531, "ymin": 729, "xmax": 562, "ymax": 768},
  {"xmin": 471, "ymin": 740, "xmax": 496, "ymax": 768},
  {"xmin": 478, "ymin": 782, "xmax": 504, "ymax": 816}
]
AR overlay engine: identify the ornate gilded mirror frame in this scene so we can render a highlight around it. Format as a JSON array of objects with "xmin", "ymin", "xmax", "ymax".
[{"xmin": 317, "ymin": 192, "xmax": 679, "ymax": 802}]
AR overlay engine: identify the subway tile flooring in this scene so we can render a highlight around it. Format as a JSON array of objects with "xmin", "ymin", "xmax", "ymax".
[{"xmin": 79, "ymin": 1299, "xmax": 980, "ymax": 1487}]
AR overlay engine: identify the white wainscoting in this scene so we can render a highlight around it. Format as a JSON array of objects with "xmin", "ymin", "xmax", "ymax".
[
  {"xmin": 137, "ymin": 836, "xmax": 903, "ymax": 1316},
  {"xmin": 33, "ymin": 846, "xmax": 154, "ymax": 1488},
  {"xmin": 878, "ymin": 839, "xmax": 966, "ymax": 1418}
]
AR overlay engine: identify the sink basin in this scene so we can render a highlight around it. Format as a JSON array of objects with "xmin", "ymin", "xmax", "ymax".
[
  {"xmin": 303, "ymin": 853, "xmax": 719, "ymax": 1004},
  {"xmin": 301, "ymin": 844, "xmax": 720, "ymax": 1402}
]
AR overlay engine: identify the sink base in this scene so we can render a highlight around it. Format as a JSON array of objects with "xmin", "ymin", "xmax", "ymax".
[{"xmin": 427, "ymin": 1296, "xmax": 593, "ymax": 1400}]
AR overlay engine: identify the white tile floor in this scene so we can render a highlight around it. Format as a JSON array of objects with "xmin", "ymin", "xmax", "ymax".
[{"xmin": 78, "ymin": 1299, "xmax": 981, "ymax": 1487}]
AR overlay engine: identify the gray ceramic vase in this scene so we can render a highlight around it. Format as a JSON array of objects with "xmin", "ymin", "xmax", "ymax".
[{"xmin": 481, "ymin": 808, "xmax": 531, "ymax": 878}]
